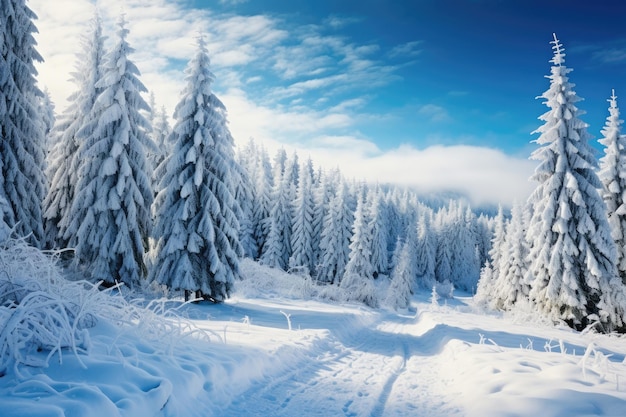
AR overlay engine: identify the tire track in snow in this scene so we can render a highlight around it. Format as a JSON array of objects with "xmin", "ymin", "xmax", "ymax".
[{"xmin": 368, "ymin": 341, "xmax": 409, "ymax": 417}]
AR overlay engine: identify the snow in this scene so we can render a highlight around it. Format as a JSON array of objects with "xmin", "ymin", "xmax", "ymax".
[{"xmin": 2, "ymin": 258, "xmax": 626, "ymax": 416}]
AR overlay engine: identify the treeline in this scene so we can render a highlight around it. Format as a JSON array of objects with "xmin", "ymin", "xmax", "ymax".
[
  {"xmin": 234, "ymin": 140, "xmax": 494, "ymax": 307},
  {"xmin": 1, "ymin": 3, "xmax": 491, "ymax": 307}
]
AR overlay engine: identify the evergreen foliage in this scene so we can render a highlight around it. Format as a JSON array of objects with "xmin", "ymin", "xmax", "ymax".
[
  {"xmin": 525, "ymin": 35, "xmax": 625, "ymax": 331},
  {"xmin": 151, "ymin": 37, "xmax": 242, "ymax": 301},
  {"xmin": 44, "ymin": 14, "xmax": 106, "ymax": 249},
  {"xmin": 598, "ymin": 90, "xmax": 626, "ymax": 285},
  {"xmin": 317, "ymin": 181, "xmax": 354, "ymax": 284},
  {"xmin": 0, "ymin": 0, "xmax": 47, "ymax": 246},
  {"xmin": 68, "ymin": 16, "xmax": 154, "ymax": 287},
  {"xmin": 289, "ymin": 158, "xmax": 316, "ymax": 275}
]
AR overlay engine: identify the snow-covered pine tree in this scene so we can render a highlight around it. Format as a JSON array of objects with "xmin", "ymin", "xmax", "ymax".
[
  {"xmin": 598, "ymin": 90, "xmax": 626, "ymax": 285},
  {"xmin": 151, "ymin": 36, "xmax": 242, "ymax": 301},
  {"xmin": 260, "ymin": 151, "xmax": 295, "ymax": 270},
  {"xmin": 67, "ymin": 16, "xmax": 154, "ymax": 287},
  {"xmin": 367, "ymin": 186, "xmax": 389, "ymax": 278},
  {"xmin": 289, "ymin": 158, "xmax": 316, "ymax": 275},
  {"xmin": 434, "ymin": 208, "xmax": 453, "ymax": 284},
  {"xmin": 449, "ymin": 204, "xmax": 480, "ymax": 291},
  {"xmin": 493, "ymin": 200, "xmax": 530, "ymax": 310},
  {"xmin": 148, "ymin": 105, "xmax": 172, "ymax": 190},
  {"xmin": 341, "ymin": 194, "xmax": 377, "ymax": 307},
  {"xmin": 39, "ymin": 88, "xmax": 55, "ymax": 151},
  {"xmin": 384, "ymin": 239, "xmax": 415, "ymax": 311},
  {"xmin": 475, "ymin": 213, "xmax": 493, "ymax": 270},
  {"xmin": 475, "ymin": 205, "xmax": 506, "ymax": 304},
  {"xmin": 0, "ymin": 0, "xmax": 47, "ymax": 246},
  {"xmin": 44, "ymin": 13, "xmax": 106, "ymax": 249},
  {"xmin": 317, "ymin": 180, "xmax": 354, "ymax": 284},
  {"xmin": 414, "ymin": 210, "xmax": 436, "ymax": 289},
  {"xmin": 273, "ymin": 148, "xmax": 287, "ymax": 181},
  {"xmin": 251, "ymin": 144, "xmax": 273, "ymax": 259},
  {"xmin": 285, "ymin": 151, "xmax": 299, "ymax": 192},
  {"xmin": 311, "ymin": 168, "xmax": 337, "ymax": 274},
  {"xmin": 526, "ymin": 34, "xmax": 625, "ymax": 331},
  {"xmin": 235, "ymin": 142, "xmax": 258, "ymax": 259}
]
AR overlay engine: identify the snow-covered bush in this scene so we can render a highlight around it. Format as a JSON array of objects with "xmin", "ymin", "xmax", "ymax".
[
  {"xmin": 0, "ymin": 238, "xmax": 217, "ymax": 377},
  {"xmin": 0, "ymin": 238, "xmax": 96, "ymax": 375}
]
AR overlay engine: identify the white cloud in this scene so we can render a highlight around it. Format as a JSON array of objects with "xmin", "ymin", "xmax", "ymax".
[
  {"xmin": 29, "ymin": 0, "xmax": 532, "ymax": 207},
  {"xmin": 323, "ymin": 15, "xmax": 361, "ymax": 29},
  {"xmin": 418, "ymin": 104, "xmax": 452, "ymax": 123},
  {"xmin": 306, "ymin": 144, "xmax": 536, "ymax": 207},
  {"xmin": 388, "ymin": 40, "xmax": 423, "ymax": 58}
]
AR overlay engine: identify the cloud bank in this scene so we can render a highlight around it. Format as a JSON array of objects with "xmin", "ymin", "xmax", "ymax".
[{"xmin": 29, "ymin": 0, "xmax": 535, "ymax": 207}]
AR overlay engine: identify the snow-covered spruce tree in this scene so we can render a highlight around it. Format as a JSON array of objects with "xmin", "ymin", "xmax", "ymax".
[
  {"xmin": 148, "ymin": 105, "xmax": 172, "ymax": 189},
  {"xmin": 235, "ymin": 144, "xmax": 258, "ymax": 259},
  {"xmin": 44, "ymin": 13, "xmax": 106, "ymax": 250},
  {"xmin": 492, "ymin": 200, "xmax": 531, "ymax": 310},
  {"xmin": 341, "ymin": 194, "xmax": 377, "ymax": 307},
  {"xmin": 475, "ymin": 205, "xmax": 506, "ymax": 304},
  {"xmin": 151, "ymin": 37, "xmax": 242, "ymax": 301},
  {"xmin": 67, "ymin": 16, "xmax": 154, "ymax": 287},
  {"xmin": 38, "ymin": 88, "xmax": 55, "ymax": 151},
  {"xmin": 0, "ymin": 0, "xmax": 47, "ymax": 246},
  {"xmin": 433, "ymin": 208, "xmax": 453, "ymax": 284},
  {"xmin": 598, "ymin": 90, "xmax": 626, "ymax": 285},
  {"xmin": 311, "ymin": 168, "xmax": 337, "ymax": 274},
  {"xmin": 449, "ymin": 204, "xmax": 480, "ymax": 292},
  {"xmin": 260, "ymin": 152, "xmax": 295, "ymax": 270},
  {"xmin": 414, "ymin": 210, "xmax": 436, "ymax": 289},
  {"xmin": 475, "ymin": 213, "xmax": 493, "ymax": 270},
  {"xmin": 525, "ymin": 35, "xmax": 625, "ymax": 332},
  {"xmin": 289, "ymin": 158, "xmax": 316, "ymax": 275},
  {"xmin": 367, "ymin": 187, "xmax": 389, "ymax": 278},
  {"xmin": 384, "ymin": 240, "xmax": 415, "ymax": 310},
  {"xmin": 317, "ymin": 181, "xmax": 354, "ymax": 284}
]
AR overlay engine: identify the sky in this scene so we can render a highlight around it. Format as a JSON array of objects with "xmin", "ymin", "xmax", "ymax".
[{"xmin": 28, "ymin": 0, "xmax": 626, "ymax": 207}]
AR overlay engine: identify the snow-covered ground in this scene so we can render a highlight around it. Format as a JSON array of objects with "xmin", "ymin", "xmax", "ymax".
[{"xmin": 2, "ymin": 258, "xmax": 626, "ymax": 417}]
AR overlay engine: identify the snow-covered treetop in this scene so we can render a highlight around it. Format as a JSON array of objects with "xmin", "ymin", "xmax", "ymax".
[
  {"xmin": 550, "ymin": 33, "xmax": 565, "ymax": 67},
  {"xmin": 599, "ymin": 89, "xmax": 622, "ymax": 147}
]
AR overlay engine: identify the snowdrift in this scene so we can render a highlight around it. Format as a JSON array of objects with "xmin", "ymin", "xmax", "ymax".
[{"xmin": 1, "ymin": 247, "xmax": 626, "ymax": 416}]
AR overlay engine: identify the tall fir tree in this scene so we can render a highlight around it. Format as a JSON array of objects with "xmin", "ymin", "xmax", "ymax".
[
  {"xmin": 493, "ymin": 200, "xmax": 530, "ymax": 310},
  {"xmin": 475, "ymin": 205, "xmax": 506, "ymax": 304},
  {"xmin": 598, "ymin": 90, "xmax": 626, "ymax": 285},
  {"xmin": 434, "ymin": 208, "xmax": 453, "ymax": 284},
  {"xmin": 151, "ymin": 37, "xmax": 242, "ymax": 301},
  {"xmin": 449, "ymin": 204, "xmax": 480, "ymax": 291},
  {"xmin": 260, "ymin": 152, "xmax": 294, "ymax": 270},
  {"xmin": 317, "ymin": 181, "xmax": 354, "ymax": 284},
  {"xmin": 44, "ymin": 13, "xmax": 106, "ymax": 249},
  {"xmin": 384, "ymin": 238, "xmax": 416, "ymax": 311},
  {"xmin": 341, "ymin": 194, "xmax": 377, "ymax": 307},
  {"xmin": 68, "ymin": 16, "xmax": 153, "ymax": 287},
  {"xmin": 367, "ymin": 187, "xmax": 389, "ymax": 278},
  {"xmin": 311, "ymin": 168, "xmax": 336, "ymax": 273},
  {"xmin": 148, "ymin": 105, "xmax": 172, "ymax": 189},
  {"xmin": 525, "ymin": 35, "xmax": 625, "ymax": 331},
  {"xmin": 38, "ymin": 88, "xmax": 55, "ymax": 151},
  {"xmin": 0, "ymin": 0, "xmax": 47, "ymax": 246},
  {"xmin": 289, "ymin": 158, "xmax": 316, "ymax": 275},
  {"xmin": 414, "ymin": 210, "xmax": 436, "ymax": 289},
  {"xmin": 235, "ymin": 143, "xmax": 258, "ymax": 259}
]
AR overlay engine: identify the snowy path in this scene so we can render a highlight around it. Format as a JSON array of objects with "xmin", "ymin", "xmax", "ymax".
[
  {"xmin": 4, "ymin": 279, "xmax": 626, "ymax": 417},
  {"xmin": 203, "ymin": 300, "xmax": 461, "ymax": 417}
]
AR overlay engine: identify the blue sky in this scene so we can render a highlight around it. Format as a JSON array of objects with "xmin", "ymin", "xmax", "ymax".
[
  {"xmin": 30, "ymin": 0, "xmax": 626, "ymax": 205},
  {"xmin": 205, "ymin": 0, "xmax": 626, "ymax": 154}
]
